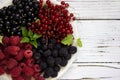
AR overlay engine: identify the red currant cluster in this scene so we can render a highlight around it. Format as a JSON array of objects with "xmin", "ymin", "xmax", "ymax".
[{"xmin": 28, "ymin": 0, "xmax": 76, "ymax": 42}]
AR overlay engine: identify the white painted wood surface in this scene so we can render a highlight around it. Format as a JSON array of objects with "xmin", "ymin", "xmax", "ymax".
[
  {"xmin": 58, "ymin": 0, "xmax": 120, "ymax": 19},
  {"xmin": 59, "ymin": 0, "xmax": 120, "ymax": 80},
  {"xmin": 0, "ymin": 0, "xmax": 120, "ymax": 80}
]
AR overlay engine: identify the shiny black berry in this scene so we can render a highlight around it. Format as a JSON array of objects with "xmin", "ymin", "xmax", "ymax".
[
  {"xmin": 60, "ymin": 58, "xmax": 68, "ymax": 67},
  {"xmin": 52, "ymin": 49, "xmax": 58, "ymax": 57},
  {"xmin": 54, "ymin": 57, "xmax": 62, "ymax": 65},
  {"xmin": 54, "ymin": 65, "xmax": 60, "ymax": 72},
  {"xmin": 47, "ymin": 56, "xmax": 55, "ymax": 67},
  {"xmin": 59, "ymin": 48, "xmax": 68, "ymax": 57},
  {"xmin": 44, "ymin": 68, "xmax": 54, "ymax": 76},
  {"xmin": 40, "ymin": 62, "xmax": 47, "ymax": 70},
  {"xmin": 43, "ymin": 49, "xmax": 51, "ymax": 57},
  {"xmin": 68, "ymin": 46, "xmax": 77, "ymax": 54},
  {"xmin": 51, "ymin": 71, "xmax": 58, "ymax": 77}
]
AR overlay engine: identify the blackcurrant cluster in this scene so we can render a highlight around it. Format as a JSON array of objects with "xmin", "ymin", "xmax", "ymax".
[
  {"xmin": 0, "ymin": 0, "xmax": 39, "ymax": 36},
  {"xmin": 33, "ymin": 37, "xmax": 77, "ymax": 78}
]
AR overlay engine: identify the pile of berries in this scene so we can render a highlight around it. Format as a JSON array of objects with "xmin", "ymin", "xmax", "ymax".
[
  {"xmin": 33, "ymin": 38, "xmax": 77, "ymax": 78},
  {"xmin": 0, "ymin": 36, "xmax": 44, "ymax": 80},
  {"xmin": 0, "ymin": 0, "xmax": 77, "ymax": 80}
]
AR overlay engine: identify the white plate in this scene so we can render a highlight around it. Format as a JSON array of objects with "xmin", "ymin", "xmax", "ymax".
[{"xmin": 0, "ymin": 0, "xmax": 79, "ymax": 80}]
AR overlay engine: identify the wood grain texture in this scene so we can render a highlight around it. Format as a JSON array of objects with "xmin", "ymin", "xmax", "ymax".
[
  {"xmin": 58, "ymin": 0, "xmax": 120, "ymax": 19},
  {"xmin": 60, "ymin": 63, "xmax": 120, "ymax": 80},
  {"xmin": 60, "ymin": 20, "xmax": 120, "ymax": 79},
  {"xmin": 75, "ymin": 20, "xmax": 120, "ymax": 62},
  {"xmin": 1, "ymin": 0, "xmax": 120, "ymax": 80}
]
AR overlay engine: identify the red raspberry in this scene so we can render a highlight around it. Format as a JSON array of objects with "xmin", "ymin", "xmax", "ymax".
[
  {"xmin": 7, "ymin": 58, "xmax": 18, "ymax": 69},
  {"xmin": 0, "ymin": 44, "xmax": 4, "ymax": 50},
  {"xmin": 10, "ymin": 66, "xmax": 22, "ymax": 77},
  {"xmin": 2, "ymin": 36, "xmax": 9, "ymax": 46},
  {"xmin": 33, "ymin": 64, "xmax": 41, "ymax": 72},
  {"xmin": 24, "ymin": 43, "xmax": 33, "ymax": 50},
  {"xmin": 0, "ymin": 59, "xmax": 7, "ymax": 66},
  {"xmin": 19, "ymin": 63, "xmax": 26, "ymax": 70},
  {"xmin": 12, "ymin": 76, "xmax": 24, "ymax": 80},
  {"xmin": 18, "ymin": 43, "xmax": 24, "ymax": 48},
  {"xmin": 33, "ymin": 73, "xmax": 40, "ymax": 79},
  {"xmin": 23, "ymin": 66, "xmax": 34, "ymax": 76},
  {"xmin": 24, "ymin": 50, "xmax": 33, "ymax": 59},
  {"xmin": 0, "ymin": 50, "xmax": 5, "ymax": 60},
  {"xmin": 0, "ymin": 67, "xmax": 5, "ymax": 75},
  {"xmin": 10, "ymin": 36, "xmax": 20, "ymax": 46},
  {"xmin": 26, "ymin": 58, "xmax": 35, "ymax": 67},
  {"xmin": 15, "ymin": 50, "xmax": 24, "ymax": 61},
  {"xmin": 5, "ymin": 46, "xmax": 20, "ymax": 55},
  {"xmin": 5, "ymin": 68, "xmax": 11, "ymax": 74}
]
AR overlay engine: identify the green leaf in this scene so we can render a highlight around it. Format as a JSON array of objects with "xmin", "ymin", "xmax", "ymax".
[
  {"xmin": 21, "ymin": 37, "xmax": 30, "ymax": 43},
  {"xmin": 21, "ymin": 27, "xmax": 28, "ymax": 37},
  {"xmin": 28, "ymin": 30, "xmax": 33, "ymax": 39},
  {"xmin": 32, "ymin": 33, "xmax": 42, "ymax": 40},
  {"xmin": 30, "ymin": 40, "xmax": 38, "ymax": 48},
  {"xmin": 77, "ymin": 38, "xmax": 82, "ymax": 47},
  {"xmin": 0, "ymin": 36, "xmax": 3, "ymax": 44},
  {"xmin": 61, "ymin": 34, "xmax": 73, "ymax": 46}
]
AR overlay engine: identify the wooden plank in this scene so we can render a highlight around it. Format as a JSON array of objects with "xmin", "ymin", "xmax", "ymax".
[
  {"xmin": 1, "ymin": 0, "xmax": 120, "ymax": 19},
  {"xmin": 58, "ymin": 0, "xmax": 120, "ymax": 19},
  {"xmin": 60, "ymin": 63, "xmax": 120, "ymax": 79},
  {"xmin": 74, "ymin": 20, "xmax": 120, "ymax": 62}
]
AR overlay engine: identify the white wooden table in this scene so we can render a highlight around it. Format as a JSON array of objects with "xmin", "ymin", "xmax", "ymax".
[
  {"xmin": 59, "ymin": 0, "xmax": 120, "ymax": 80},
  {"xmin": 0, "ymin": 0, "xmax": 120, "ymax": 80}
]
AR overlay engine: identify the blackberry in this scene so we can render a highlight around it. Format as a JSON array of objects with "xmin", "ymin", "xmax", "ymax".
[
  {"xmin": 41, "ymin": 38, "xmax": 46, "ymax": 44},
  {"xmin": 43, "ymin": 49, "xmax": 51, "ymax": 57},
  {"xmin": 44, "ymin": 68, "xmax": 54, "ymax": 76},
  {"xmin": 42, "ymin": 45, "xmax": 48, "ymax": 50},
  {"xmin": 64, "ymin": 54, "xmax": 71, "ymax": 60},
  {"xmin": 51, "ymin": 71, "xmax": 58, "ymax": 77},
  {"xmin": 33, "ymin": 53, "xmax": 41, "ymax": 60},
  {"xmin": 52, "ymin": 49, "xmax": 58, "ymax": 57},
  {"xmin": 54, "ymin": 57, "xmax": 62, "ymax": 65},
  {"xmin": 47, "ymin": 56, "xmax": 55, "ymax": 67},
  {"xmin": 68, "ymin": 46, "xmax": 77, "ymax": 54},
  {"xmin": 60, "ymin": 58, "xmax": 68, "ymax": 67},
  {"xmin": 38, "ymin": 49, "xmax": 43, "ymax": 54},
  {"xmin": 49, "ymin": 38, "xmax": 57, "ymax": 44},
  {"xmin": 35, "ymin": 60, "xmax": 41, "ymax": 64},
  {"xmin": 55, "ymin": 43, "xmax": 61, "ymax": 49},
  {"xmin": 40, "ymin": 62, "xmax": 47, "ymax": 70},
  {"xmin": 43, "ymin": 72, "xmax": 49, "ymax": 78},
  {"xmin": 54, "ymin": 65, "xmax": 60, "ymax": 72},
  {"xmin": 59, "ymin": 48, "xmax": 68, "ymax": 57},
  {"xmin": 48, "ymin": 43, "xmax": 54, "ymax": 50}
]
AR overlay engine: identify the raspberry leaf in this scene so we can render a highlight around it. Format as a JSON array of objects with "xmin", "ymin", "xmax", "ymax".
[
  {"xmin": 61, "ymin": 34, "xmax": 73, "ymax": 46},
  {"xmin": 32, "ymin": 33, "xmax": 42, "ymax": 40},
  {"xmin": 21, "ymin": 37, "xmax": 30, "ymax": 43},
  {"xmin": 28, "ymin": 30, "xmax": 33, "ymax": 39},
  {"xmin": 21, "ymin": 27, "xmax": 28, "ymax": 37},
  {"xmin": 30, "ymin": 40, "xmax": 38, "ymax": 48},
  {"xmin": 77, "ymin": 38, "xmax": 82, "ymax": 47}
]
